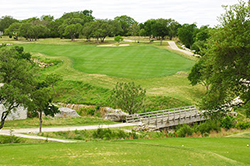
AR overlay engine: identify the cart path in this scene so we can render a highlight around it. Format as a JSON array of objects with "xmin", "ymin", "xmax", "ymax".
[
  {"xmin": 167, "ymin": 41, "xmax": 200, "ymax": 57},
  {"xmin": 0, "ymin": 122, "xmax": 141, "ymax": 143}
]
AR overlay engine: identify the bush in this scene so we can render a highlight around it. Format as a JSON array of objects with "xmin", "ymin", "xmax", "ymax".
[
  {"xmin": 235, "ymin": 121, "xmax": 250, "ymax": 130},
  {"xmin": 176, "ymin": 124, "xmax": 194, "ymax": 137},
  {"xmin": 246, "ymin": 109, "xmax": 250, "ymax": 118},
  {"xmin": 220, "ymin": 116, "xmax": 235, "ymax": 129},
  {"xmin": 196, "ymin": 120, "xmax": 221, "ymax": 134},
  {"xmin": 0, "ymin": 135, "xmax": 21, "ymax": 144}
]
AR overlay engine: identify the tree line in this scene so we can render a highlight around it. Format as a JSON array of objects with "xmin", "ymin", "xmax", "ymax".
[{"xmin": 0, "ymin": 10, "xmax": 210, "ymax": 49}]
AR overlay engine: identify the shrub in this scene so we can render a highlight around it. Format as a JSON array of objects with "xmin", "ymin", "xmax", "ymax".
[
  {"xmin": 0, "ymin": 135, "xmax": 21, "ymax": 144},
  {"xmin": 220, "ymin": 116, "xmax": 235, "ymax": 129},
  {"xmin": 197, "ymin": 120, "xmax": 221, "ymax": 134},
  {"xmin": 235, "ymin": 121, "xmax": 250, "ymax": 130},
  {"xmin": 246, "ymin": 109, "xmax": 250, "ymax": 118},
  {"xmin": 176, "ymin": 124, "xmax": 194, "ymax": 137}
]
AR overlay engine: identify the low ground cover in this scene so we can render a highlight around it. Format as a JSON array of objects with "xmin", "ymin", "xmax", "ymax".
[
  {"xmin": 0, "ymin": 136, "xmax": 249, "ymax": 166},
  {"xmin": 3, "ymin": 116, "xmax": 116, "ymax": 129}
]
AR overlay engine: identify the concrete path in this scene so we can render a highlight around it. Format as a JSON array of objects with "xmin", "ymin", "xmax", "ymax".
[
  {"xmin": 0, "ymin": 123, "xmax": 140, "ymax": 143},
  {"xmin": 167, "ymin": 41, "xmax": 200, "ymax": 57}
]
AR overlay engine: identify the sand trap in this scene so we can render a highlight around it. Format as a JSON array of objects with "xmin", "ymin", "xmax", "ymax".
[
  {"xmin": 97, "ymin": 44, "xmax": 130, "ymax": 47},
  {"xmin": 97, "ymin": 44, "xmax": 116, "ymax": 47},
  {"xmin": 119, "ymin": 44, "xmax": 130, "ymax": 47}
]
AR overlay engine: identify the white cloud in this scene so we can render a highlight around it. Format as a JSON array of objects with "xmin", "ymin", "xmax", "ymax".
[{"xmin": 0, "ymin": 0, "xmax": 247, "ymax": 27}]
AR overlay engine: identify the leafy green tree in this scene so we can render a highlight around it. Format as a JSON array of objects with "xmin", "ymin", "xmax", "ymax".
[
  {"xmin": 198, "ymin": 1, "xmax": 250, "ymax": 110},
  {"xmin": 0, "ymin": 16, "xmax": 18, "ymax": 33},
  {"xmin": 29, "ymin": 84, "xmax": 59, "ymax": 133},
  {"xmin": 188, "ymin": 59, "xmax": 211, "ymax": 91},
  {"xmin": 32, "ymin": 24, "xmax": 50, "ymax": 41},
  {"xmin": 114, "ymin": 15, "xmax": 137, "ymax": 36},
  {"xmin": 114, "ymin": 35, "xmax": 123, "ymax": 43},
  {"xmin": 0, "ymin": 47, "xmax": 35, "ymax": 129},
  {"xmin": 177, "ymin": 23, "xmax": 198, "ymax": 48},
  {"xmin": 64, "ymin": 23, "xmax": 82, "ymax": 41},
  {"xmin": 0, "ymin": 47, "xmax": 60, "ymax": 131},
  {"xmin": 168, "ymin": 19, "xmax": 181, "ymax": 40},
  {"xmin": 108, "ymin": 82, "xmax": 146, "ymax": 114},
  {"xmin": 4, "ymin": 22, "xmax": 21, "ymax": 40},
  {"xmin": 45, "ymin": 74, "xmax": 62, "ymax": 95},
  {"xmin": 151, "ymin": 19, "xmax": 170, "ymax": 45},
  {"xmin": 191, "ymin": 26, "xmax": 211, "ymax": 55}
]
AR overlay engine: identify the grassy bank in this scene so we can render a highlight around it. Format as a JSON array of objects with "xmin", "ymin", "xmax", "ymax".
[{"xmin": 0, "ymin": 137, "xmax": 249, "ymax": 166}]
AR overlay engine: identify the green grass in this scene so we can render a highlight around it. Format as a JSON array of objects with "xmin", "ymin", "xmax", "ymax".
[
  {"xmin": 3, "ymin": 117, "xmax": 116, "ymax": 129},
  {"xmin": 0, "ymin": 137, "xmax": 249, "ymax": 165},
  {"xmin": 0, "ymin": 37, "xmax": 204, "ymax": 106},
  {"xmin": 20, "ymin": 44, "xmax": 194, "ymax": 79}
]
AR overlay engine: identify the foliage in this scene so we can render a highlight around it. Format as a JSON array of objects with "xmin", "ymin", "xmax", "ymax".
[
  {"xmin": 188, "ymin": 59, "xmax": 211, "ymax": 91},
  {"xmin": 220, "ymin": 116, "xmax": 235, "ymax": 129},
  {"xmin": 195, "ymin": 120, "xmax": 221, "ymax": 134},
  {"xmin": 114, "ymin": 15, "xmax": 137, "ymax": 36},
  {"xmin": 0, "ymin": 16, "xmax": 18, "ymax": 33},
  {"xmin": 114, "ymin": 35, "xmax": 123, "ymax": 43},
  {"xmin": 108, "ymin": 82, "xmax": 146, "ymax": 114},
  {"xmin": 0, "ymin": 135, "xmax": 20, "ymax": 144},
  {"xmin": 235, "ymin": 121, "xmax": 250, "ymax": 130},
  {"xmin": 177, "ymin": 23, "xmax": 197, "ymax": 48},
  {"xmin": 176, "ymin": 124, "xmax": 194, "ymax": 137},
  {"xmin": 199, "ymin": 1, "xmax": 250, "ymax": 110},
  {"xmin": 0, "ymin": 47, "xmax": 36, "ymax": 129}
]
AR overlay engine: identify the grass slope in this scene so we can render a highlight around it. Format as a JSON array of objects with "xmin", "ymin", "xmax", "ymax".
[
  {"xmin": 0, "ymin": 137, "xmax": 249, "ymax": 166},
  {"xmin": 21, "ymin": 44, "xmax": 194, "ymax": 79}
]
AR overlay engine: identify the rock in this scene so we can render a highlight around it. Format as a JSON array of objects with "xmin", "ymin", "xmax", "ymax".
[
  {"xmin": 55, "ymin": 107, "xmax": 80, "ymax": 118},
  {"xmin": 0, "ymin": 104, "xmax": 27, "ymax": 121},
  {"xmin": 104, "ymin": 107, "xmax": 129, "ymax": 122}
]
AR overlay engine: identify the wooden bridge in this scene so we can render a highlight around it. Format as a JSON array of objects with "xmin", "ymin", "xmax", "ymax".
[{"xmin": 126, "ymin": 105, "xmax": 207, "ymax": 129}]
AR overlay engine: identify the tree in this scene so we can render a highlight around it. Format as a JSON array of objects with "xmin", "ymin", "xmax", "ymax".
[
  {"xmin": 197, "ymin": 1, "xmax": 250, "ymax": 110},
  {"xmin": 114, "ymin": 35, "xmax": 123, "ymax": 43},
  {"xmin": 64, "ymin": 23, "xmax": 82, "ymax": 41},
  {"xmin": 45, "ymin": 74, "xmax": 62, "ymax": 95},
  {"xmin": 29, "ymin": 82, "xmax": 59, "ymax": 133},
  {"xmin": 108, "ymin": 82, "xmax": 146, "ymax": 114},
  {"xmin": 32, "ymin": 24, "xmax": 50, "ymax": 41},
  {"xmin": 0, "ymin": 47, "xmax": 35, "ymax": 129},
  {"xmin": 114, "ymin": 15, "xmax": 137, "ymax": 36},
  {"xmin": 188, "ymin": 59, "xmax": 211, "ymax": 91},
  {"xmin": 4, "ymin": 22, "xmax": 21, "ymax": 40},
  {"xmin": 151, "ymin": 19, "xmax": 170, "ymax": 45},
  {"xmin": 0, "ymin": 46, "xmax": 60, "ymax": 131},
  {"xmin": 169, "ymin": 19, "xmax": 181, "ymax": 40},
  {"xmin": 0, "ymin": 16, "xmax": 18, "ymax": 33},
  {"xmin": 191, "ymin": 25, "xmax": 211, "ymax": 55},
  {"xmin": 177, "ymin": 23, "xmax": 197, "ymax": 48}
]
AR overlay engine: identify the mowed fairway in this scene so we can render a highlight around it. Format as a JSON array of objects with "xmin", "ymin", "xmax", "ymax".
[
  {"xmin": 22, "ymin": 44, "xmax": 194, "ymax": 79},
  {"xmin": 0, "ymin": 137, "xmax": 249, "ymax": 166}
]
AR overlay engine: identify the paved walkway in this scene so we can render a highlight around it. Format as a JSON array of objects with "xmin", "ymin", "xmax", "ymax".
[
  {"xmin": 167, "ymin": 41, "xmax": 200, "ymax": 57},
  {"xmin": 0, "ymin": 123, "xmax": 140, "ymax": 143}
]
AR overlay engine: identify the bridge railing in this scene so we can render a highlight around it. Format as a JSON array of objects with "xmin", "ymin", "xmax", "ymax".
[{"xmin": 126, "ymin": 105, "xmax": 208, "ymax": 128}]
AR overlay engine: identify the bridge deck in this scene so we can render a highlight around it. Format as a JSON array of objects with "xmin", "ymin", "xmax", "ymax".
[{"xmin": 126, "ymin": 105, "xmax": 207, "ymax": 129}]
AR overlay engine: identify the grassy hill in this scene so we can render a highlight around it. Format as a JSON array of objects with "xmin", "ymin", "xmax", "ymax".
[{"xmin": 1, "ymin": 37, "xmax": 204, "ymax": 108}]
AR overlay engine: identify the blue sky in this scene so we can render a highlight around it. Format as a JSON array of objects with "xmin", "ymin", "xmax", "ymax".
[{"xmin": 0, "ymin": 0, "xmax": 247, "ymax": 27}]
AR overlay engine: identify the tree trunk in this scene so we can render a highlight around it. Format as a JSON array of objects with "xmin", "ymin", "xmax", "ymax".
[
  {"xmin": 0, "ymin": 111, "xmax": 9, "ymax": 129},
  {"xmin": 39, "ymin": 110, "xmax": 43, "ymax": 133}
]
